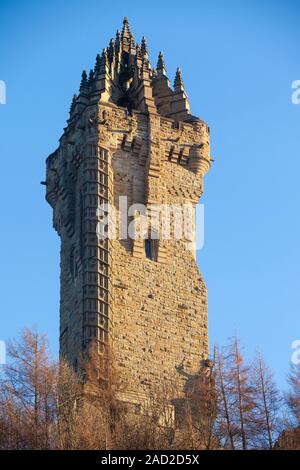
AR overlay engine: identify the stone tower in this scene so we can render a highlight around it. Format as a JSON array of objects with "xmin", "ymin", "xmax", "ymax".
[{"xmin": 45, "ymin": 18, "xmax": 211, "ymax": 409}]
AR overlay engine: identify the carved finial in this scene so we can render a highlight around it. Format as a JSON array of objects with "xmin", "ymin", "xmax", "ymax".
[
  {"xmin": 157, "ymin": 51, "xmax": 164, "ymax": 68},
  {"xmin": 129, "ymin": 32, "xmax": 135, "ymax": 48},
  {"xmin": 157, "ymin": 51, "xmax": 167, "ymax": 77},
  {"xmin": 134, "ymin": 43, "xmax": 142, "ymax": 74},
  {"xmin": 142, "ymin": 56, "xmax": 150, "ymax": 74},
  {"xmin": 108, "ymin": 38, "xmax": 115, "ymax": 62},
  {"xmin": 100, "ymin": 48, "xmax": 108, "ymax": 66},
  {"xmin": 80, "ymin": 70, "xmax": 88, "ymax": 87},
  {"xmin": 88, "ymin": 69, "xmax": 94, "ymax": 85},
  {"xmin": 69, "ymin": 94, "xmax": 77, "ymax": 114},
  {"xmin": 136, "ymin": 43, "xmax": 142, "ymax": 60},
  {"xmin": 141, "ymin": 36, "xmax": 148, "ymax": 56},
  {"xmin": 122, "ymin": 16, "xmax": 131, "ymax": 40},
  {"xmin": 115, "ymin": 30, "xmax": 121, "ymax": 57},
  {"xmin": 174, "ymin": 67, "xmax": 184, "ymax": 90},
  {"xmin": 94, "ymin": 54, "xmax": 101, "ymax": 74}
]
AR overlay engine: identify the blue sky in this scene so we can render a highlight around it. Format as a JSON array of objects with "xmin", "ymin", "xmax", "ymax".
[{"xmin": 0, "ymin": 0, "xmax": 299, "ymax": 388}]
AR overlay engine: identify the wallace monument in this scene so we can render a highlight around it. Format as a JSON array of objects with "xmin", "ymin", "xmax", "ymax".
[{"xmin": 44, "ymin": 18, "xmax": 211, "ymax": 414}]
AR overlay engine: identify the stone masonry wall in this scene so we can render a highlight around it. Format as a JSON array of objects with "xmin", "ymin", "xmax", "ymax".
[
  {"xmin": 105, "ymin": 104, "xmax": 209, "ymax": 400},
  {"xmin": 46, "ymin": 99, "xmax": 210, "ymax": 406}
]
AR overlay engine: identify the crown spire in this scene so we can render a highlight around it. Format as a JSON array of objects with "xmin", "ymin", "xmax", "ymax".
[{"xmin": 68, "ymin": 19, "xmax": 192, "ymax": 119}]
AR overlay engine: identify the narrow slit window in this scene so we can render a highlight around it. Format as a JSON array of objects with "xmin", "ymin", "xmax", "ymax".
[
  {"xmin": 144, "ymin": 239, "xmax": 157, "ymax": 261},
  {"xmin": 145, "ymin": 239, "xmax": 152, "ymax": 260}
]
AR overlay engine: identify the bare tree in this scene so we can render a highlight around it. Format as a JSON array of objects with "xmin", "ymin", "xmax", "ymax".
[
  {"xmin": 286, "ymin": 363, "xmax": 300, "ymax": 427},
  {"xmin": 228, "ymin": 337, "xmax": 256, "ymax": 449},
  {"xmin": 181, "ymin": 359, "xmax": 219, "ymax": 449},
  {"xmin": 113, "ymin": 383, "xmax": 176, "ymax": 450},
  {"xmin": 0, "ymin": 386, "xmax": 24, "ymax": 449},
  {"xmin": 0, "ymin": 328, "xmax": 288, "ymax": 450},
  {"xmin": 251, "ymin": 352, "xmax": 283, "ymax": 449},
  {"xmin": 54, "ymin": 359, "xmax": 82, "ymax": 449},
  {"xmin": 90, "ymin": 357, "xmax": 179, "ymax": 450},
  {"xmin": 215, "ymin": 346, "xmax": 236, "ymax": 449},
  {"xmin": 277, "ymin": 363, "xmax": 300, "ymax": 449},
  {"xmin": 0, "ymin": 328, "xmax": 56, "ymax": 449},
  {"xmin": 214, "ymin": 338, "xmax": 256, "ymax": 449}
]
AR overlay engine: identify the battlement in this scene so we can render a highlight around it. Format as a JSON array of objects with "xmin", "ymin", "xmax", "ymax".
[{"xmin": 46, "ymin": 102, "xmax": 210, "ymax": 214}]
